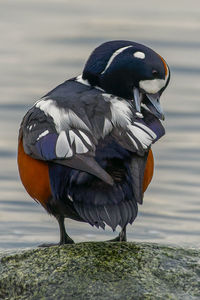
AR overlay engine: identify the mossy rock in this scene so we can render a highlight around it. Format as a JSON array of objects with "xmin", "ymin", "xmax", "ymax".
[{"xmin": 0, "ymin": 242, "xmax": 199, "ymax": 299}]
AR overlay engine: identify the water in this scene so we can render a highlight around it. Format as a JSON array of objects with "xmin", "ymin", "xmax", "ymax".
[{"xmin": 0, "ymin": 0, "xmax": 200, "ymax": 249}]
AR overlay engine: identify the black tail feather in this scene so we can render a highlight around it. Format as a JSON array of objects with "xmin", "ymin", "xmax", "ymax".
[
  {"xmin": 129, "ymin": 200, "xmax": 138, "ymax": 223},
  {"xmin": 48, "ymin": 137, "xmax": 143, "ymax": 230},
  {"xmin": 119, "ymin": 202, "xmax": 129, "ymax": 228},
  {"xmin": 74, "ymin": 199, "xmax": 138, "ymax": 231}
]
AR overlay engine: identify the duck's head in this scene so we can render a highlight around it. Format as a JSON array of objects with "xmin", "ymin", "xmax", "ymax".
[{"xmin": 82, "ymin": 40, "xmax": 170, "ymax": 120}]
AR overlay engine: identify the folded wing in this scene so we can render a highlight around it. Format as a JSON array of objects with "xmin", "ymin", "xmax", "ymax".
[{"xmin": 20, "ymin": 81, "xmax": 164, "ymax": 186}]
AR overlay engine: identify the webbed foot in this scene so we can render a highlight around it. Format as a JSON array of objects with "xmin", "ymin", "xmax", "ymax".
[{"xmin": 107, "ymin": 226, "xmax": 127, "ymax": 242}]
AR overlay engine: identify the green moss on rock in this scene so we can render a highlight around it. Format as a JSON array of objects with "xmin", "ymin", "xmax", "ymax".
[{"xmin": 0, "ymin": 242, "xmax": 199, "ymax": 299}]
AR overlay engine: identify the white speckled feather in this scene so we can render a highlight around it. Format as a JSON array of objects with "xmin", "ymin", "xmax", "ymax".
[
  {"xmin": 69, "ymin": 130, "xmax": 88, "ymax": 154},
  {"xmin": 36, "ymin": 99, "xmax": 89, "ymax": 133},
  {"xmin": 127, "ymin": 124, "xmax": 153, "ymax": 149},
  {"xmin": 78, "ymin": 130, "xmax": 92, "ymax": 146},
  {"xmin": 36, "ymin": 130, "xmax": 49, "ymax": 141},
  {"xmin": 134, "ymin": 122, "xmax": 157, "ymax": 139},
  {"xmin": 126, "ymin": 133, "xmax": 139, "ymax": 149},
  {"xmin": 56, "ymin": 131, "xmax": 72, "ymax": 158},
  {"xmin": 103, "ymin": 117, "xmax": 113, "ymax": 137},
  {"xmin": 103, "ymin": 94, "xmax": 132, "ymax": 128}
]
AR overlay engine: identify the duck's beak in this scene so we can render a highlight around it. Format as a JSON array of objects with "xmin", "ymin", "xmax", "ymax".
[
  {"xmin": 133, "ymin": 88, "xmax": 165, "ymax": 120},
  {"xmin": 133, "ymin": 88, "xmax": 143, "ymax": 118},
  {"xmin": 145, "ymin": 93, "xmax": 165, "ymax": 120}
]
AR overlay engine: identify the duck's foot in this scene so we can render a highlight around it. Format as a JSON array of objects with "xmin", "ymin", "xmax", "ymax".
[
  {"xmin": 38, "ymin": 238, "xmax": 74, "ymax": 248},
  {"xmin": 38, "ymin": 243, "xmax": 59, "ymax": 248},
  {"xmin": 38, "ymin": 215, "xmax": 74, "ymax": 247},
  {"xmin": 107, "ymin": 226, "xmax": 127, "ymax": 242},
  {"xmin": 59, "ymin": 234, "xmax": 74, "ymax": 245}
]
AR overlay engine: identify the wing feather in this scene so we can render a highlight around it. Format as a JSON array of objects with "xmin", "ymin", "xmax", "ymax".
[
  {"xmin": 130, "ymin": 152, "xmax": 149, "ymax": 204},
  {"xmin": 20, "ymin": 80, "xmax": 164, "ymax": 188}
]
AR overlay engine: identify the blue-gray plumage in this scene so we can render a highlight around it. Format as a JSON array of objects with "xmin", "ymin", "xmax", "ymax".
[{"xmin": 18, "ymin": 40, "xmax": 170, "ymax": 245}]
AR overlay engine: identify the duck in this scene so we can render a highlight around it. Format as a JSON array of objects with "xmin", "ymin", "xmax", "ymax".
[{"xmin": 17, "ymin": 40, "xmax": 170, "ymax": 245}]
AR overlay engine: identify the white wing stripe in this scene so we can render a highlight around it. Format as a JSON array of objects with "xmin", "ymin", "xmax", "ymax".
[
  {"xmin": 126, "ymin": 133, "xmax": 139, "ymax": 150},
  {"xmin": 78, "ymin": 130, "xmax": 92, "ymax": 146},
  {"xmin": 127, "ymin": 125, "xmax": 153, "ymax": 149},
  {"xmin": 36, "ymin": 130, "xmax": 49, "ymax": 141},
  {"xmin": 103, "ymin": 94, "xmax": 131, "ymax": 127},
  {"xmin": 36, "ymin": 99, "xmax": 89, "ymax": 133},
  {"xmin": 56, "ymin": 131, "xmax": 73, "ymax": 158},
  {"xmin": 69, "ymin": 130, "xmax": 88, "ymax": 154},
  {"xmin": 103, "ymin": 117, "xmax": 113, "ymax": 137},
  {"xmin": 67, "ymin": 109, "xmax": 89, "ymax": 131},
  {"xmin": 134, "ymin": 122, "xmax": 157, "ymax": 139}
]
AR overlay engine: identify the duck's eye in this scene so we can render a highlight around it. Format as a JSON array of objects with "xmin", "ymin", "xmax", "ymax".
[{"xmin": 152, "ymin": 69, "xmax": 159, "ymax": 78}]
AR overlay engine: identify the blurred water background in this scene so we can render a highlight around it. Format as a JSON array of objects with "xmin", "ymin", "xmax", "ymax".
[{"xmin": 0, "ymin": 0, "xmax": 200, "ymax": 249}]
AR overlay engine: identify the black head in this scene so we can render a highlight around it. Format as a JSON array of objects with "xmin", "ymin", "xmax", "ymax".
[{"xmin": 82, "ymin": 40, "xmax": 170, "ymax": 120}]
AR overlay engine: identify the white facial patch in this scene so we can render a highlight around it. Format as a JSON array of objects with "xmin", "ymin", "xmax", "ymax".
[
  {"xmin": 101, "ymin": 45, "xmax": 133, "ymax": 74},
  {"xmin": 139, "ymin": 62, "xmax": 169, "ymax": 94},
  {"xmin": 139, "ymin": 78, "xmax": 167, "ymax": 94},
  {"xmin": 36, "ymin": 99, "xmax": 89, "ymax": 133},
  {"xmin": 133, "ymin": 51, "xmax": 145, "ymax": 59}
]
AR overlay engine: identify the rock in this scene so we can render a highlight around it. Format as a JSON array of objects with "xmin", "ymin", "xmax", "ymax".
[{"xmin": 0, "ymin": 242, "xmax": 199, "ymax": 299}]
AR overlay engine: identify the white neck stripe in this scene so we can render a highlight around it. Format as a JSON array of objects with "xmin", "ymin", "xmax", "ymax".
[
  {"xmin": 101, "ymin": 45, "xmax": 132, "ymax": 75},
  {"xmin": 76, "ymin": 74, "xmax": 91, "ymax": 86},
  {"xmin": 76, "ymin": 74, "xmax": 105, "ymax": 92}
]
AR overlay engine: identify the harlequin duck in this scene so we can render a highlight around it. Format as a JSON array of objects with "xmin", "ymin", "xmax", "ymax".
[{"xmin": 18, "ymin": 40, "xmax": 170, "ymax": 245}]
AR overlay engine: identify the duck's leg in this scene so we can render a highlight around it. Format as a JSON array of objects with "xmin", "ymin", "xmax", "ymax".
[
  {"xmin": 39, "ymin": 215, "xmax": 74, "ymax": 247},
  {"xmin": 107, "ymin": 226, "xmax": 127, "ymax": 242},
  {"xmin": 57, "ymin": 215, "xmax": 74, "ymax": 245}
]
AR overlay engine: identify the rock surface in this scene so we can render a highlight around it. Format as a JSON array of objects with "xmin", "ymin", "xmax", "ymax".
[{"xmin": 0, "ymin": 242, "xmax": 199, "ymax": 299}]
